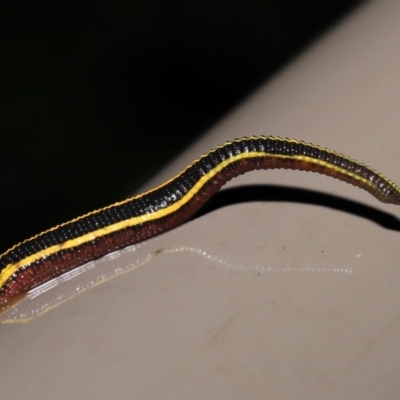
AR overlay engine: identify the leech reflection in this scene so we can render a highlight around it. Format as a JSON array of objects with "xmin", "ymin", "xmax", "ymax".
[{"xmin": 0, "ymin": 242, "xmax": 353, "ymax": 324}]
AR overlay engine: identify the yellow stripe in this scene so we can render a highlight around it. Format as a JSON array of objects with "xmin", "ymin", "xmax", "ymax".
[
  {"xmin": 0, "ymin": 150, "xmax": 380, "ymax": 288},
  {"xmin": 2, "ymin": 136, "xmax": 397, "ymax": 260}
]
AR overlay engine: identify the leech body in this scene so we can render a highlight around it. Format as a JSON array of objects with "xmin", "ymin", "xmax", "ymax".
[{"xmin": 1, "ymin": 136, "xmax": 400, "ymax": 304}]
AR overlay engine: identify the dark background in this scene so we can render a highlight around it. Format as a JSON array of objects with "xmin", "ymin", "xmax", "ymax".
[{"xmin": 1, "ymin": 0, "xmax": 364, "ymax": 253}]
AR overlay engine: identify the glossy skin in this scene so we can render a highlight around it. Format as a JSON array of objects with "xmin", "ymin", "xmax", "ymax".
[{"xmin": 0, "ymin": 136, "xmax": 399, "ymax": 304}]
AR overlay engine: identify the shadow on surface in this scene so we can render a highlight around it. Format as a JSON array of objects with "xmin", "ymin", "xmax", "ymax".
[
  {"xmin": 195, "ymin": 185, "xmax": 400, "ymax": 232},
  {"xmin": 0, "ymin": 0, "xmax": 365, "ymax": 254}
]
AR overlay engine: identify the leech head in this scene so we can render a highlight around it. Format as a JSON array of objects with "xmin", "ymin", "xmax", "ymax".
[
  {"xmin": 392, "ymin": 195, "xmax": 400, "ymax": 206},
  {"xmin": 381, "ymin": 189, "xmax": 400, "ymax": 206}
]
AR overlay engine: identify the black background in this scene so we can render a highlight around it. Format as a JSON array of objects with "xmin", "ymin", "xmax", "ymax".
[{"xmin": 1, "ymin": 0, "xmax": 364, "ymax": 253}]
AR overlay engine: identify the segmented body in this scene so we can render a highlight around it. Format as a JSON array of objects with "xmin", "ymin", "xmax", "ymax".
[{"xmin": 1, "ymin": 136, "xmax": 399, "ymax": 304}]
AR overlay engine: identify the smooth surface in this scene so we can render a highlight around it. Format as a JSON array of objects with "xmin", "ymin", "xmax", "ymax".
[{"xmin": 2, "ymin": 2, "xmax": 400, "ymax": 399}]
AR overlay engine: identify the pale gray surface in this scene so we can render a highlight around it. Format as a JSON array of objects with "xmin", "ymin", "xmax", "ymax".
[{"xmin": 2, "ymin": 2, "xmax": 400, "ymax": 399}]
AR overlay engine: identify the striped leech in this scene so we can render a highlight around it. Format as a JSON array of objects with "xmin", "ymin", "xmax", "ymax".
[{"xmin": 1, "ymin": 136, "xmax": 399, "ymax": 305}]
